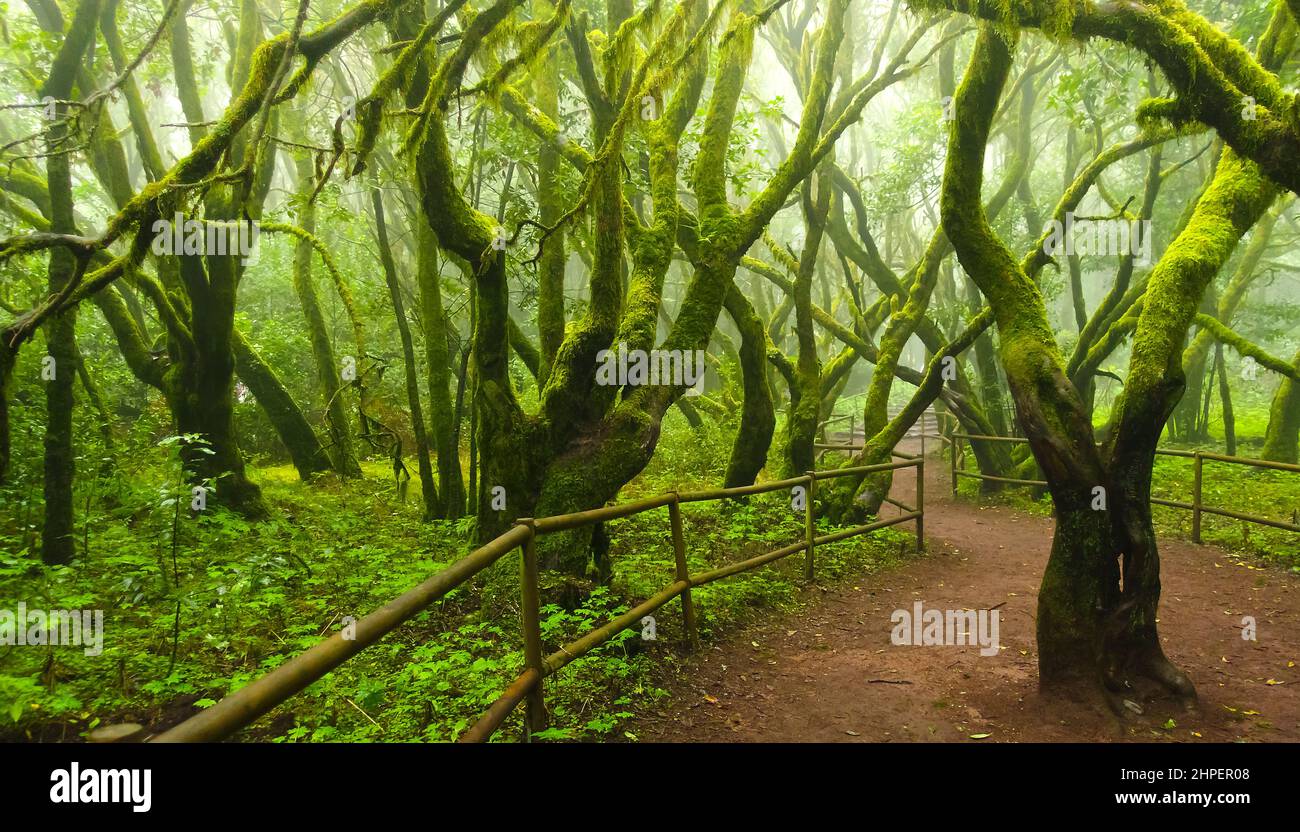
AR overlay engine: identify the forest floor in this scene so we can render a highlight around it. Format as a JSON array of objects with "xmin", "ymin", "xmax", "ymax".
[{"xmin": 632, "ymin": 440, "xmax": 1300, "ymax": 743}]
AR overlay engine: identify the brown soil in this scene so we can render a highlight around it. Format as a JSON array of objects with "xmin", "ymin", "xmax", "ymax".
[{"xmin": 634, "ymin": 443, "xmax": 1300, "ymax": 743}]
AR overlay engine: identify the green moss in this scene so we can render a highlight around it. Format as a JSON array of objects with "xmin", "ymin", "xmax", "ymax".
[{"xmin": 259, "ymin": 223, "xmax": 366, "ymax": 356}]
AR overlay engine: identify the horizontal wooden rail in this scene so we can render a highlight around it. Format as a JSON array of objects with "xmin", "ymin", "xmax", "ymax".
[
  {"xmin": 531, "ymin": 493, "xmax": 677, "ymax": 533},
  {"xmin": 457, "ymin": 668, "xmax": 541, "ymax": 744},
  {"xmin": 1199, "ymin": 452, "xmax": 1300, "ymax": 474},
  {"xmin": 815, "ymin": 439, "xmax": 949, "ymax": 466},
  {"xmin": 949, "ymin": 433, "xmax": 1300, "ymax": 542},
  {"xmin": 152, "ymin": 456, "xmax": 924, "ymax": 745},
  {"xmin": 1197, "ymin": 503, "xmax": 1300, "ymax": 532},
  {"xmin": 543, "ymin": 581, "xmax": 691, "ymax": 675},
  {"xmin": 460, "ymin": 458, "xmax": 924, "ymax": 742},
  {"xmin": 954, "ymin": 469, "xmax": 1047, "ymax": 487},
  {"xmin": 950, "ymin": 432, "xmax": 1025, "ymax": 444},
  {"xmin": 676, "ymin": 475, "xmax": 809, "ymax": 503}
]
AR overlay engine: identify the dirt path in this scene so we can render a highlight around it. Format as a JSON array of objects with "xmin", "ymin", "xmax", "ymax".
[{"xmin": 635, "ymin": 444, "xmax": 1300, "ymax": 742}]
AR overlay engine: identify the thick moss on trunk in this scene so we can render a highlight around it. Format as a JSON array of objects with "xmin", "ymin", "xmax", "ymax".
[
  {"xmin": 404, "ymin": 4, "xmax": 533, "ymax": 541},
  {"xmin": 1172, "ymin": 203, "xmax": 1283, "ymax": 440},
  {"xmin": 167, "ymin": 347, "xmax": 269, "ymax": 519},
  {"xmin": 533, "ymin": 0, "xmax": 566, "ymax": 384},
  {"xmin": 850, "ymin": 232, "xmax": 949, "ymax": 509},
  {"xmin": 940, "ymin": 26, "xmax": 1120, "ymax": 690},
  {"xmin": 42, "ymin": 305, "xmax": 78, "ymax": 566},
  {"xmin": 416, "ymin": 219, "xmax": 465, "ymax": 516},
  {"xmin": 723, "ymin": 283, "xmax": 776, "ymax": 486},
  {"xmin": 1036, "ymin": 505, "xmax": 1119, "ymax": 684},
  {"xmin": 1103, "ymin": 149, "xmax": 1276, "ymax": 694},
  {"xmin": 781, "ymin": 179, "xmax": 830, "ymax": 479},
  {"xmin": 371, "ymin": 187, "xmax": 440, "ymax": 520},
  {"xmin": 966, "ymin": 278, "xmax": 1007, "ymax": 439},
  {"xmin": 1262, "ymin": 345, "xmax": 1300, "ymax": 463},
  {"xmin": 40, "ymin": 0, "xmax": 103, "ymax": 564},
  {"xmin": 232, "ymin": 330, "xmax": 331, "ymax": 480},
  {"xmin": 290, "ymin": 152, "xmax": 361, "ymax": 478}
]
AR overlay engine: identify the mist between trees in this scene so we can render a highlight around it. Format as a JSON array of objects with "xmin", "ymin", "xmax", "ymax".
[{"xmin": 0, "ymin": 0, "xmax": 1298, "ymax": 739}]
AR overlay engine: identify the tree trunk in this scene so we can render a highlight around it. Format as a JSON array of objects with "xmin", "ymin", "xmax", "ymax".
[
  {"xmin": 1174, "ymin": 203, "xmax": 1283, "ymax": 441},
  {"xmin": 40, "ymin": 0, "xmax": 102, "ymax": 564},
  {"xmin": 290, "ymin": 153, "xmax": 361, "ymax": 477},
  {"xmin": 371, "ymin": 186, "xmax": 440, "ymax": 520},
  {"xmin": 723, "ymin": 283, "xmax": 776, "ymax": 486},
  {"xmin": 232, "ymin": 330, "xmax": 332, "ymax": 479},
  {"xmin": 1214, "ymin": 342, "xmax": 1235, "ymax": 456},
  {"xmin": 533, "ymin": 0, "xmax": 565, "ymax": 384},
  {"xmin": 416, "ymin": 218, "xmax": 465, "ymax": 516},
  {"xmin": 782, "ymin": 180, "xmax": 829, "ymax": 478},
  {"xmin": 1262, "ymin": 346, "xmax": 1300, "ymax": 464},
  {"xmin": 42, "ymin": 306, "xmax": 78, "ymax": 566}
]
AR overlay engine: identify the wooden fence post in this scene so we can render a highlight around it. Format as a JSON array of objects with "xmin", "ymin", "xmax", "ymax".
[
  {"xmin": 1192, "ymin": 453, "xmax": 1203, "ymax": 544},
  {"xmin": 517, "ymin": 520, "xmax": 548, "ymax": 739},
  {"xmin": 668, "ymin": 496, "xmax": 698, "ymax": 650},
  {"xmin": 804, "ymin": 473, "xmax": 817, "ymax": 582}
]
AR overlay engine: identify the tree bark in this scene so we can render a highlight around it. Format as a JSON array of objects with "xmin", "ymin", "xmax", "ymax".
[
  {"xmin": 231, "ymin": 330, "xmax": 332, "ymax": 479},
  {"xmin": 40, "ymin": 0, "xmax": 103, "ymax": 564},
  {"xmin": 415, "ymin": 217, "xmax": 465, "ymax": 516},
  {"xmin": 371, "ymin": 186, "xmax": 440, "ymax": 520},
  {"xmin": 289, "ymin": 152, "xmax": 361, "ymax": 477},
  {"xmin": 1262, "ymin": 346, "xmax": 1300, "ymax": 463}
]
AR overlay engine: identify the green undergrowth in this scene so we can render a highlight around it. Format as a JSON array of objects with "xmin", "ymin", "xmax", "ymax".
[
  {"xmin": 0, "ymin": 412, "xmax": 914, "ymax": 743},
  {"xmin": 1148, "ymin": 454, "xmax": 1300, "ymax": 569}
]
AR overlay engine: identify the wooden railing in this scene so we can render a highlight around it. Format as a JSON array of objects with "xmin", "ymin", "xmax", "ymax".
[
  {"xmin": 950, "ymin": 432, "xmax": 1300, "ymax": 541},
  {"xmin": 147, "ymin": 457, "xmax": 924, "ymax": 743},
  {"xmin": 815, "ymin": 407, "xmax": 947, "ymax": 460}
]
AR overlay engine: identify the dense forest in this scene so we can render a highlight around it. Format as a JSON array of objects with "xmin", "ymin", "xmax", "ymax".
[{"xmin": 1, "ymin": 0, "xmax": 1298, "ymax": 744}]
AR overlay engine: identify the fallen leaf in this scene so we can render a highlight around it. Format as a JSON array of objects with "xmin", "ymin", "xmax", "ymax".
[{"xmin": 969, "ymin": 732, "xmax": 991, "ymax": 740}]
